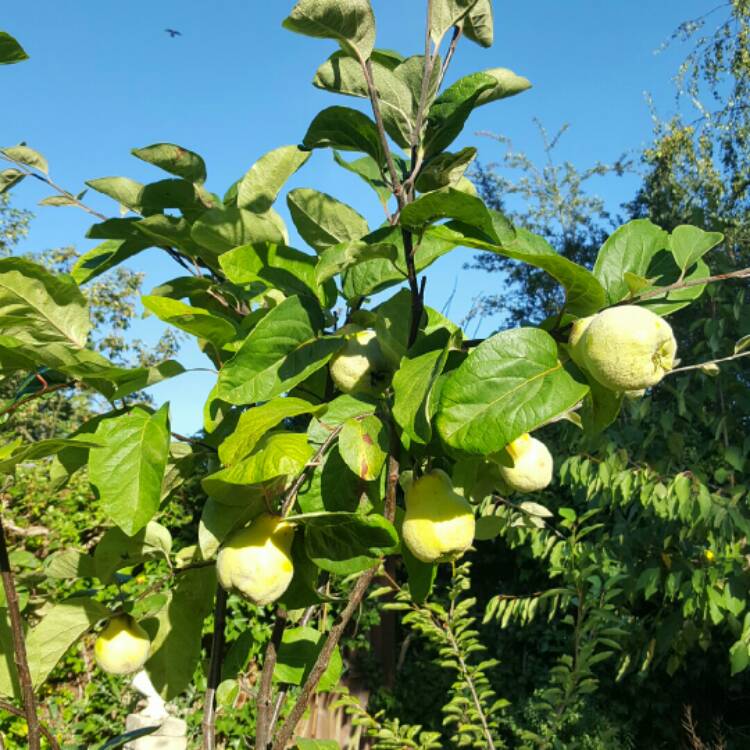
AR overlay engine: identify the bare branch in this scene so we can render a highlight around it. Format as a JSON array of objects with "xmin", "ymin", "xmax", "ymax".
[{"xmin": 202, "ymin": 586, "xmax": 227, "ymax": 750}]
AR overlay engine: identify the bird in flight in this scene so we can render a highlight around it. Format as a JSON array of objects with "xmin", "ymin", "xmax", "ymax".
[{"xmin": 165, "ymin": 28, "xmax": 182, "ymax": 38}]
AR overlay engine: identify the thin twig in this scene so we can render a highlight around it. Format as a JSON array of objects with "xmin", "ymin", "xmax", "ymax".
[
  {"xmin": 202, "ymin": 585, "xmax": 227, "ymax": 750},
  {"xmin": 437, "ymin": 25, "xmax": 462, "ymax": 90},
  {"xmin": 0, "ymin": 699, "xmax": 59, "ymax": 750},
  {"xmin": 627, "ymin": 266, "xmax": 750, "ymax": 303},
  {"xmin": 280, "ymin": 424, "xmax": 344, "ymax": 516},
  {"xmin": 0, "ymin": 516, "xmax": 42, "ymax": 750},
  {"xmin": 170, "ymin": 431, "xmax": 217, "ymax": 452},
  {"xmin": 255, "ymin": 610, "xmax": 288, "ymax": 749},
  {"xmin": 668, "ymin": 349, "xmax": 750, "ymax": 375},
  {"xmin": 0, "ymin": 382, "xmax": 74, "ymax": 419}
]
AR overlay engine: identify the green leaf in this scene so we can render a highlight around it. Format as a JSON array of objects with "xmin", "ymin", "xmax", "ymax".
[
  {"xmin": 94, "ymin": 522, "xmax": 172, "ymax": 582},
  {"xmin": 303, "ymin": 512, "xmax": 398, "ymax": 574},
  {"xmin": 198, "ymin": 498, "xmax": 261, "ymax": 559},
  {"xmin": 297, "ymin": 445, "xmax": 369, "ymax": 513},
  {"xmin": 431, "ymin": 0, "xmax": 479, "ymax": 43},
  {"xmin": 0, "ymin": 257, "xmax": 91, "ymax": 348},
  {"xmin": 313, "ymin": 52, "xmax": 415, "ymax": 148},
  {"xmin": 338, "ymin": 415, "xmax": 387, "ymax": 480},
  {"xmin": 668, "ymin": 225, "xmax": 723, "ymax": 272},
  {"xmin": 135, "ymin": 214, "xmax": 215, "ymax": 266},
  {"xmin": 1, "ymin": 145, "xmax": 48, "ymax": 174},
  {"xmin": 219, "ymin": 242, "xmax": 336, "ymax": 308},
  {"xmin": 144, "ymin": 566, "xmax": 216, "ymax": 699},
  {"xmin": 191, "ymin": 206, "xmax": 286, "ymax": 254},
  {"xmin": 219, "ymin": 397, "xmax": 323, "ymax": 466},
  {"xmin": 96, "ymin": 728, "xmax": 160, "ymax": 750},
  {"xmin": 0, "ymin": 32, "xmax": 28, "ymax": 64},
  {"xmin": 415, "ymin": 148, "xmax": 477, "ymax": 192},
  {"xmin": 436, "ymin": 222, "xmax": 606, "ymax": 317},
  {"xmin": 0, "ymin": 169, "xmax": 24, "ymax": 194},
  {"xmin": 640, "ymin": 255, "xmax": 711, "ymax": 316},
  {"xmin": 89, "ymin": 405, "xmax": 171, "ymax": 535},
  {"xmin": 274, "ymin": 625, "xmax": 343, "ymax": 692},
  {"xmin": 287, "ymin": 188, "xmax": 369, "ymax": 253},
  {"xmin": 424, "ymin": 69, "xmax": 530, "ymax": 156},
  {"xmin": 402, "ymin": 543, "xmax": 436, "ymax": 604},
  {"xmin": 72, "ymin": 238, "xmax": 151, "ymax": 285},
  {"xmin": 307, "ymin": 393, "xmax": 377, "ymax": 445},
  {"xmin": 27, "ymin": 598, "xmax": 111, "ymax": 688},
  {"xmin": 730, "ymin": 641, "xmax": 750, "ymax": 675},
  {"xmin": 735, "ymin": 335, "xmax": 750, "ymax": 355},
  {"xmin": 86, "ymin": 176, "xmax": 144, "ymax": 213},
  {"xmin": 436, "ymin": 327, "xmax": 588, "ymax": 454},
  {"xmin": 141, "ymin": 295, "xmax": 238, "ymax": 347},
  {"xmin": 0, "ymin": 438, "xmax": 99, "ymax": 475},
  {"xmin": 202, "ymin": 432, "xmax": 313, "ymax": 505},
  {"xmin": 237, "ymin": 145, "xmax": 311, "ymax": 213},
  {"xmin": 302, "ymin": 106, "xmax": 384, "ymax": 165},
  {"xmin": 580, "ymin": 375, "xmax": 623, "ymax": 436},
  {"xmin": 216, "ymin": 295, "xmax": 339, "ymax": 405},
  {"xmin": 296, "ymin": 740, "xmax": 341, "ymax": 750},
  {"xmin": 131, "ymin": 142, "xmax": 207, "ymax": 183},
  {"xmin": 315, "ymin": 239, "xmax": 398, "ymax": 285},
  {"xmin": 593, "ymin": 219, "xmax": 669, "ymax": 305},
  {"xmin": 44, "ymin": 549, "xmax": 97, "ymax": 580},
  {"xmin": 462, "ymin": 0, "xmax": 493, "ymax": 47},
  {"xmin": 333, "ymin": 152, "xmax": 392, "ymax": 206},
  {"xmin": 283, "ymin": 0, "xmax": 376, "ymax": 59},
  {"xmin": 392, "ymin": 330, "xmax": 452, "ymax": 445}
]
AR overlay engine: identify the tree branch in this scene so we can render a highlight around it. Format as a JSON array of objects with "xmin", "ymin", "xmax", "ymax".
[
  {"xmin": 0, "ymin": 699, "xmax": 59, "ymax": 750},
  {"xmin": 627, "ymin": 265, "xmax": 750, "ymax": 303},
  {"xmin": 0, "ymin": 515, "xmax": 42, "ymax": 750},
  {"xmin": 0, "ymin": 381, "xmax": 75, "ymax": 419},
  {"xmin": 202, "ymin": 585, "xmax": 227, "ymax": 750},
  {"xmin": 668, "ymin": 349, "xmax": 750, "ymax": 375},
  {"xmin": 255, "ymin": 610, "xmax": 288, "ymax": 749}
]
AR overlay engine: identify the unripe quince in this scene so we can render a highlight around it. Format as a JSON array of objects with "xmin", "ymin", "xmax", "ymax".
[
  {"xmin": 329, "ymin": 327, "xmax": 389, "ymax": 396},
  {"xmin": 402, "ymin": 469, "xmax": 475, "ymax": 564},
  {"xmin": 94, "ymin": 614, "xmax": 151, "ymax": 676},
  {"xmin": 216, "ymin": 513, "xmax": 295, "ymax": 606},
  {"xmin": 573, "ymin": 305, "xmax": 676, "ymax": 391},
  {"xmin": 497, "ymin": 433, "xmax": 553, "ymax": 494}
]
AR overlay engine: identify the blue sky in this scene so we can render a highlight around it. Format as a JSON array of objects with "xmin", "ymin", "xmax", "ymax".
[{"xmin": 3, "ymin": 1, "xmax": 710, "ymax": 434}]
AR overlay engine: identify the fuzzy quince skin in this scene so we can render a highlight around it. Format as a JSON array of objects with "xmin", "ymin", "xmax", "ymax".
[
  {"xmin": 94, "ymin": 614, "xmax": 151, "ymax": 676},
  {"xmin": 329, "ymin": 327, "xmax": 389, "ymax": 396},
  {"xmin": 402, "ymin": 469, "xmax": 475, "ymax": 564},
  {"xmin": 497, "ymin": 433, "xmax": 553, "ymax": 494},
  {"xmin": 573, "ymin": 305, "xmax": 676, "ymax": 391},
  {"xmin": 217, "ymin": 513, "xmax": 295, "ymax": 606}
]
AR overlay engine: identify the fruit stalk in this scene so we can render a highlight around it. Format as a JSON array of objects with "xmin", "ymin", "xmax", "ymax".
[{"xmin": 0, "ymin": 513, "xmax": 42, "ymax": 750}]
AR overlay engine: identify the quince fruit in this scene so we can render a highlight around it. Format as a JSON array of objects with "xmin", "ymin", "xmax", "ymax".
[
  {"xmin": 402, "ymin": 469, "xmax": 475, "ymax": 563},
  {"xmin": 94, "ymin": 614, "xmax": 151, "ymax": 676},
  {"xmin": 217, "ymin": 513, "xmax": 295, "ymax": 606},
  {"xmin": 497, "ymin": 433, "xmax": 553, "ymax": 493},
  {"xmin": 329, "ymin": 327, "xmax": 389, "ymax": 396}
]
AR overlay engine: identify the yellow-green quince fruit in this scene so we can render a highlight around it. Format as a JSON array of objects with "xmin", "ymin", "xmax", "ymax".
[
  {"xmin": 497, "ymin": 433, "xmax": 553, "ymax": 494},
  {"xmin": 94, "ymin": 614, "xmax": 151, "ymax": 676},
  {"xmin": 575, "ymin": 305, "xmax": 676, "ymax": 391},
  {"xmin": 329, "ymin": 326, "xmax": 389, "ymax": 396},
  {"xmin": 402, "ymin": 469, "xmax": 475, "ymax": 564},
  {"xmin": 217, "ymin": 513, "xmax": 295, "ymax": 606}
]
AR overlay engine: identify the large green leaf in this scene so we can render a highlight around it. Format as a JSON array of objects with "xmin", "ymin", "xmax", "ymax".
[
  {"xmin": 431, "ymin": 0, "xmax": 480, "ymax": 43},
  {"xmin": 1, "ymin": 145, "xmax": 47, "ymax": 174},
  {"xmin": 219, "ymin": 397, "xmax": 323, "ymax": 466},
  {"xmin": 191, "ymin": 205, "xmax": 286, "ymax": 254},
  {"xmin": 144, "ymin": 566, "xmax": 216, "ymax": 699},
  {"xmin": 198, "ymin": 498, "xmax": 262, "ymax": 559},
  {"xmin": 135, "ymin": 214, "xmax": 216, "ymax": 266},
  {"xmin": 593, "ymin": 219, "xmax": 669, "ymax": 305},
  {"xmin": 0, "ymin": 32, "xmax": 28, "ymax": 64},
  {"xmin": 302, "ymin": 512, "xmax": 398, "ymax": 574},
  {"xmin": 72, "ymin": 238, "xmax": 151, "ymax": 285},
  {"xmin": 297, "ymin": 445, "xmax": 368, "ymax": 513},
  {"xmin": 26, "ymin": 598, "xmax": 111, "ymax": 689},
  {"xmin": 313, "ymin": 51, "xmax": 415, "ymax": 148},
  {"xmin": 333, "ymin": 152, "xmax": 393, "ymax": 206},
  {"xmin": 436, "ymin": 327, "xmax": 588, "ymax": 455},
  {"xmin": 219, "ymin": 242, "xmax": 336, "ymax": 307},
  {"xmin": 88, "ymin": 405, "xmax": 171, "ymax": 535},
  {"xmin": 283, "ymin": 0, "xmax": 376, "ymax": 59},
  {"xmin": 436, "ymin": 222, "xmax": 606, "ymax": 317},
  {"xmin": 141, "ymin": 295, "xmax": 238, "ymax": 347},
  {"xmin": 424, "ymin": 69, "xmax": 530, "ymax": 156},
  {"xmin": 0, "ymin": 257, "xmax": 91, "ymax": 347},
  {"xmin": 307, "ymin": 393, "xmax": 377, "ymax": 445},
  {"xmin": 640, "ymin": 252, "xmax": 712, "ymax": 316},
  {"xmin": 274, "ymin": 625, "xmax": 343, "ymax": 692},
  {"xmin": 237, "ymin": 145, "xmax": 311, "ymax": 213},
  {"xmin": 302, "ymin": 106, "xmax": 384, "ymax": 165},
  {"xmin": 668, "ymin": 224, "xmax": 723, "ymax": 273},
  {"xmin": 287, "ymin": 188, "xmax": 369, "ymax": 253},
  {"xmin": 131, "ymin": 142, "xmax": 207, "ymax": 184},
  {"xmin": 216, "ymin": 295, "xmax": 340, "ymax": 405},
  {"xmin": 338, "ymin": 415, "xmax": 388, "ymax": 481},
  {"xmin": 415, "ymin": 147, "xmax": 477, "ymax": 192},
  {"xmin": 0, "ymin": 438, "xmax": 100, "ymax": 475},
  {"xmin": 93, "ymin": 522, "xmax": 172, "ymax": 582},
  {"xmin": 86, "ymin": 176, "xmax": 145, "ymax": 213},
  {"xmin": 315, "ymin": 239, "xmax": 398, "ymax": 285},
  {"xmin": 202, "ymin": 432, "xmax": 313, "ymax": 505}
]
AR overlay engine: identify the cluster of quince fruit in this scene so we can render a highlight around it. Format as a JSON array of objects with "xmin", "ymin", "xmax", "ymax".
[{"xmin": 95, "ymin": 306, "xmax": 676, "ymax": 674}]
